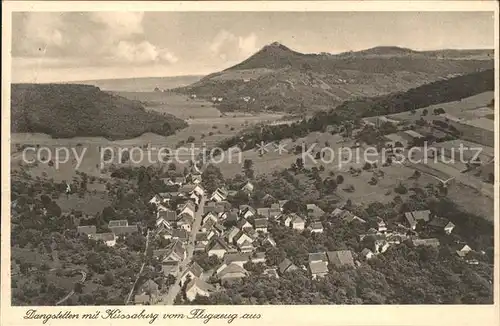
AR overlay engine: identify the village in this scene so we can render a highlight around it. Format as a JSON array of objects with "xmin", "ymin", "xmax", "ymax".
[{"xmin": 73, "ymin": 158, "xmax": 484, "ymax": 305}]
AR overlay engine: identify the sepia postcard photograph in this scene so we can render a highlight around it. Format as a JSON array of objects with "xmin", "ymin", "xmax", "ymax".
[{"xmin": 1, "ymin": 1, "xmax": 499, "ymax": 326}]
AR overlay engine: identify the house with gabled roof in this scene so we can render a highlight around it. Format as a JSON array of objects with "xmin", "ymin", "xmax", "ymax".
[
  {"xmin": 203, "ymin": 201, "xmax": 217, "ymax": 214},
  {"xmin": 308, "ymin": 221, "xmax": 324, "ymax": 233},
  {"xmin": 309, "ymin": 261, "xmax": 329, "ymax": 279},
  {"xmin": 261, "ymin": 194, "xmax": 276, "ymax": 205},
  {"xmin": 194, "ymin": 242, "xmax": 208, "ymax": 253},
  {"xmin": 181, "ymin": 262, "xmax": 204, "ymax": 285},
  {"xmin": 134, "ymin": 279, "xmax": 159, "ymax": 305},
  {"xmin": 374, "ymin": 239, "xmax": 390, "ymax": 254},
  {"xmin": 172, "ymin": 229, "xmax": 189, "ymax": 242},
  {"xmin": 236, "ymin": 218, "xmax": 253, "ymax": 231},
  {"xmin": 225, "ymin": 226, "xmax": 241, "ymax": 244},
  {"xmin": 108, "ymin": 220, "xmax": 128, "ymax": 228},
  {"xmin": 202, "ymin": 211, "xmax": 218, "ymax": 224},
  {"xmin": 207, "ymin": 237, "xmax": 231, "ymax": 258},
  {"xmin": 257, "ymin": 207, "xmax": 282, "ymax": 219},
  {"xmin": 159, "ymin": 228, "xmax": 173, "ymax": 240},
  {"xmin": 217, "ymin": 263, "xmax": 248, "ymax": 283},
  {"xmin": 253, "ymin": 218, "xmax": 268, "ymax": 233},
  {"xmin": 179, "ymin": 201, "xmax": 196, "ymax": 220},
  {"xmin": 161, "ymin": 177, "xmax": 176, "ymax": 186},
  {"xmin": 278, "ymin": 200, "xmax": 289, "ymax": 209},
  {"xmin": 220, "ymin": 208, "xmax": 239, "ymax": 222},
  {"xmin": 156, "ymin": 203, "xmax": 170, "ymax": 213},
  {"xmin": 189, "ymin": 192, "xmax": 201, "ymax": 205},
  {"xmin": 428, "ymin": 217, "xmax": 455, "ymax": 235},
  {"xmin": 77, "ymin": 225, "xmax": 96, "ymax": 237},
  {"xmin": 270, "ymin": 203, "xmax": 281, "ymax": 210},
  {"xmin": 134, "ymin": 293, "xmax": 151, "ymax": 305},
  {"xmin": 251, "ymin": 251, "xmax": 266, "ymax": 264},
  {"xmin": 263, "ymin": 268, "xmax": 279, "ymax": 279},
  {"xmin": 192, "ymin": 184, "xmax": 205, "ymax": 197},
  {"xmin": 309, "ymin": 252, "xmax": 328, "ymax": 263},
  {"xmin": 410, "ymin": 238, "xmax": 440, "ymax": 248},
  {"xmin": 238, "ymin": 240, "xmax": 255, "ymax": 253},
  {"xmin": 307, "ymin": 204, "xmax": 325, "ymax": 219},
  {"xmin": 262, "ymin": 235, "xmax": 277, "ymax": 247},
  {"xmin": 186, "ymin": 173, "xmax": 203, "ymax": 185},
  {"xmin": 282, "ymin": 213, "xmax": 293, "ymax": 227},
  {"xmin": 200, "ymin": 218, "xmax": 215, "ymax": 234},
  {"xmin": 157, "ymin": 209, "xmax": 178, "ymax": 226},
  {"xmin": 90, "ymin": 233, "xmax": 116, "ymax": 247},
  {"xmin": 108, "ymin": 220, "xmax": 138, "ymax": 236},
  {"xmin": 239, "ymin": 205, "xmax": 256, "ymax": 219},
  {"xmin": 195, "ymin": 232, "xmax": 210, "ymax": 247},
  {"xmin": 343, "ymin": 211, "xmax": 367, "ymax": 224},
  {"xmin": 291, "ymin": 214, "xmax": 305, "ymax": 231},
  {"xmin": 278, "ymin": 258, "xmax": 298, "ymax": 275},
  {"xmin": 247, "ymin": 228, "xmax": 258, "ymax": 240},
  {"xmin": 404, "ymin": 210, "xmax": 431, "ymax": 230},
  {"xmin": 456, "ymin": 244, "xmax": 473, "ymax": 258},
  {"xmin": 385, "ymin": 232, "xmax": 408, "ymax": 244},
  {"xmin": 210, "ymin": 188, "xmax": 228, "ymax": 202},
  {"xmin": 178, "ymin": 183, "xmax": 195, "ymax": 196},
  {"xmin": 361, "ymin": 248, "xmax": 375, "ymax": 260},
  {"xmin": 234, "ymin": 230, "xmax": 254, "ymax": 246},
  {"xmin": 331, "ymin": 207, "xmax": 345, "ymax": 218},
  {"xmin": 185, "ymin": 278, "xmax": 216, "ymax": 302},
  {"xmin": 177, "ymin": 213, "xmax": 194, "ymax": 232},
  {"xmin": 156, "ymin": 216, "xmax": 173, "ymax": 231},
  {"xmin": 257, "ymin": 207, "xmax": 271, "ymax": 218},
  {"xmin": 241, "ymin": 181, "xmax": 255, "ymax": 193},
  {"xmin": 213, "ymin": 223, "xmax": 226, "ymax": 236},
  {"xmin": 376, "ymin": 217, "xmax": 387, "ymax": 233},
  {"xmin": 149, "ymin": 194, "xmax": 164, "ymax": 206},
  {"xmin": 327, "ymin": 250, "xmax": 355, "ymax": 268},
  {"xmin": 221, "ymin": 252, "xmax": 254, "ymax": 268},
  {"xmin": 161, "ymin": 261, "xmax": 180, "ymax": 276},
  {"xmin": 156, "ymin": 240, "xmax": 186, "ymax": 263},
  {"xmin": 173, "ymin": 176, "xmax": 186, "ymax": 185}
]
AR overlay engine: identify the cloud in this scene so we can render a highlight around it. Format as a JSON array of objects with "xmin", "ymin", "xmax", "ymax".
[
  {"xmin": 13, "ymin": 12, "xmax": 178, "ymax": 66},
  {"xmin": 89, "ymin": 12, "xmax": 144, "ymax": 38},
  {"xmin": 114, "ymin": 41, "xmax": 179, "ymax": 64},
  {"xmin": 210, "ymin": 30, "xmax": 258, "ymax": 61},
  {"xmin": 19, "ymin": 13, "xmax": 65, "ymax": 55}
]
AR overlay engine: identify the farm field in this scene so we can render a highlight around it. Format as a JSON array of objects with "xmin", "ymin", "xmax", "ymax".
[
  {"xmin": 385, "ymin": 91, "xmax": 494, "ymax": 123},
  {"xmin": 119, "ymin": 92, "xmax": 222, "ymax": 120},
  {"xmin": 10, "ymin": 99, "xmax": 286, "ymax": 182}
]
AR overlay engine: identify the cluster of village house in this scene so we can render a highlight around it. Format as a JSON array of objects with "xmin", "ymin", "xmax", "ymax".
[{"xmin": 75, "ymin": 166, "xmax": 480, "ymax": 304}]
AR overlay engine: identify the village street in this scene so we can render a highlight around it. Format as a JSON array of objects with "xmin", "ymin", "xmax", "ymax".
[{"xmin": 159, "ymin": 194, "xmax": 206, "ymax": 305}]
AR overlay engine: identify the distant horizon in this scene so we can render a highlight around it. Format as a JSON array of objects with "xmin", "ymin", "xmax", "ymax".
[
  {"xmin": 11, "ymin": 11, "xmax": 494, "ymax": 83},
  {"xmin": 13, "ymin": 44, "xmax": 495, "ymax": 84}
]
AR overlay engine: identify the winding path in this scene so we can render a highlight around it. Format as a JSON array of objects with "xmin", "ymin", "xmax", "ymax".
[
  {"xmin": 125, "ymin": 229, "xmax": 151, "ymax": 304},
  {"xmin": 55, "ymin": 270, "xmax": 87, "ymax": 305}
]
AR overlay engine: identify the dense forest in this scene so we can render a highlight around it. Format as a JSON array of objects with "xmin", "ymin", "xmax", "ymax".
[
  {"xmin": 189, "ymin": 243, "xmax": 492, "ymax": 304},
  {"xmin": 11, "ymin": 84, "xmax": 187, "ymax": 140},
  {"xmin": 217, "ymin": 69, "xmax": 494, "ymax": 151}
]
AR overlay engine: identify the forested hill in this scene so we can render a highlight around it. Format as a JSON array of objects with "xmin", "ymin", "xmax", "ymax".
[
  {"xmin": 176, "ymin": 42, "xmax": 493, "ymax": 113},
  {"xmin": 331, "ymin": 68, "xmax": 494, "ymax": 120},
  {"xmin": 11, "ymin": 84, "xmax": 187, "ymax": 140},
  {"xmin": 218, "ymin": 68, "xmax": 494, "ymax": 150}
]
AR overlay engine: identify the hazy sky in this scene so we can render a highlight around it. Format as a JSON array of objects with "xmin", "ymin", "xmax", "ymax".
[{"xmin": 11, "ymin": 11, "xmax": 495, "ymax": 83}]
